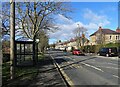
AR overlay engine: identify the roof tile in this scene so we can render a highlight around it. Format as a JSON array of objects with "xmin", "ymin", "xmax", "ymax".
[{"xmin": 90, "ymin": 28, "xmax": 120, "ymax": 36}]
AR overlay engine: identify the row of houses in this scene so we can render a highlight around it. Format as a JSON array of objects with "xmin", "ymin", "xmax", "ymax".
[
  {"xmin": 55, "ymin": 36, "xmax": 89, "ymax": 51},
  {"xmin": 54, "ymin": 26, "xmax": 120, "ymax": 51}
]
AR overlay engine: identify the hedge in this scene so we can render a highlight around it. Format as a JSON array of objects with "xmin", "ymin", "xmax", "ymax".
[{"xmin": 81, "ymin": 43, "xmax": 120, "ymax": 53}]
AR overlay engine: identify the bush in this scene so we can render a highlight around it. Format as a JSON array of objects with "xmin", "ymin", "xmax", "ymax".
[
  {"xmin": 82, "ymin": 43, "xmax": 120, "ymax": 53},
  {"xmin": 81, "ymin": 45, "xmax": 92, "ymax": 53},
  {"xmin": 83, "ymin": 45, "xmax": 104, "ymax": 53},
  {"xmin": 105, "ymin": 43, "xmax": 120, "ymax": 47}
]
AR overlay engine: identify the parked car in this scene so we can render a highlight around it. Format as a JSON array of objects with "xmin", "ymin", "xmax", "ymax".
[
  {"xmin": 97, "ymin": 47, "xmax": 118, "ymax": 57},
  {"xmin": 72, "ymin": 49, "xmax": 85, "ymax": 55}
]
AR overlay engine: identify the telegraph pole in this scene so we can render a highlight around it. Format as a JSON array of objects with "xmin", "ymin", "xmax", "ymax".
[{"xmin": 10, "ymin": 0, "xmax": 15, "ymax": 79}]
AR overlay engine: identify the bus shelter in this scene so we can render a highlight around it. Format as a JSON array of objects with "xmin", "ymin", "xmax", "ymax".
[{"xmin": 15, "ymin": 41, "xmax": 37, "ymax": 66}]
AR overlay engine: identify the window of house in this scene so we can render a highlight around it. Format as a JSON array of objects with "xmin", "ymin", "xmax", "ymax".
[
  {"xmin": 116, "ymin": 36, "xmax": 118, "ymax": 40},
  {"xmin": 110, "ymin": 36, "xmax": 112, "ymax": 40}
]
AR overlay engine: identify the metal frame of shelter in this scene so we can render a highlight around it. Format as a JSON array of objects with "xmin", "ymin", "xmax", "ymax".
[{"xmin": 15, "ymin": 41, "xmax": 37, "ymax": 66}]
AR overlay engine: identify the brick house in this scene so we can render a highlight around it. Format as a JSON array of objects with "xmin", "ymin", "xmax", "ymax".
[{"xmin": 90, "ymin": 26, "xmax": 120, "ymax": 45}]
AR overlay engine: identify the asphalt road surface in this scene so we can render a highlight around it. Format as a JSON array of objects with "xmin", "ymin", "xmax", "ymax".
[{"xmin": 48, "ymin": 50, "xmax": 120, "ymax": 86}]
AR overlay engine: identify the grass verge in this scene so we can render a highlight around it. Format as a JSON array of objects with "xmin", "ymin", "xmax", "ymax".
[{"xmin": 2, "ymin": 54, "xmax": 45, "ymax": 86}]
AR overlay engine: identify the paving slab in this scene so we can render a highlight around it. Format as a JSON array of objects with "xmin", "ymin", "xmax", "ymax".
[{"xmin": 28, "ymin": 55, "xmax": 67, "ymax": 87}]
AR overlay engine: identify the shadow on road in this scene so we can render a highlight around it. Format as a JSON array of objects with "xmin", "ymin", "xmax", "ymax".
[
  {"xmin": 54, "ymin": 55, "xmax": 97, "ymax": 70},
  {"xmin": 48, "ymin": 51, "xmax": 98, "ymax": 70}
]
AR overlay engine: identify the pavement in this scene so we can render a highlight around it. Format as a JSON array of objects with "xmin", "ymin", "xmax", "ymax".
[
  {"xmin": 28, "ymin": 55, "xmax": 67, "ymax": 87},
  {"xmin": 5, "ymin": 55, "xmax": 67, "ymax": 87}
]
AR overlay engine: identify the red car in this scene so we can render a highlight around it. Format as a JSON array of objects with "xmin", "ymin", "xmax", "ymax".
[{"xmin": 72, "ymin": 49, "xmax": 85, "ymax": 55}]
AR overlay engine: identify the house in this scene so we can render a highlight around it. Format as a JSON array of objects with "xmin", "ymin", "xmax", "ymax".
[
  {"xmin": 55, "ymin": 41, "xmax": 64, "ymax": 50},
  {"xmin": 55, "ymin": 35, "xmax": 89, "ymax": 51},
  {"xmin": 116, "ymin": 28, "xmax": 120, "ymax": 33},
  {"xmin": 90, "ymin": 26, "xmax": 120, "ymax": 45}
]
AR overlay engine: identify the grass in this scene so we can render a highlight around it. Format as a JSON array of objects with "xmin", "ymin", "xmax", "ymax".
[
  {"xmin": 15, "ymin": 67, "xmax": 38, "ymax": 77},
  {"xmin": 38, "ymin": 53, "xmax": 45, "ymax": 60},
  {"xmin": 2, "ymin": 53, "xmax": 45, "ymax": 86},
  {"xmin": 2, "ymin": 61, "xmax": 10, "ymax": 83},
  {"xmin": 2, "ymin": 62, "xmax": 37, "ymax": 86}
]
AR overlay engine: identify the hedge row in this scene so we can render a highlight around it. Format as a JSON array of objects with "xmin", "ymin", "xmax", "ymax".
[{"xmin": 81, "ymin": 43, "xmax": 120, "ymax": 53}]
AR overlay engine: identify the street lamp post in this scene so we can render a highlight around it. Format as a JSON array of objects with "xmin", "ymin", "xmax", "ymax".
[
  {"xmin": 77, "ymin": 24, "xmax": 82, "ymax": 49},
  {"xmin": 77, "ymin": 24, "xmax": 86, "ymax": 51}
]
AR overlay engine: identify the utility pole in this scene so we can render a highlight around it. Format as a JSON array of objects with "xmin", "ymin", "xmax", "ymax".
[{"xmin": 10, "ymin": 0, "xmax": 15, "ymax": 79}]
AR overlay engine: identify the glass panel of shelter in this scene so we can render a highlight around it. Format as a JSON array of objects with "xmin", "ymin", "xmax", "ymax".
[{"xmin": 15, "ymin": 41, "xmax": 34, "ymax": 66}]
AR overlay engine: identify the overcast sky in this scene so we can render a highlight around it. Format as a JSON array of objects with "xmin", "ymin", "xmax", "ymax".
[{"xmin": 48, "ymin": 2, "xmax": 118, "ymax": 44}]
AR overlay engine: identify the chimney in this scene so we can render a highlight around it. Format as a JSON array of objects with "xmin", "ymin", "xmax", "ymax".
[
  {"xmin": 99, "ymin": 26, "xmax": 102, "ymax": 30},
  {"xmin": 116, "ymin": 27, "xmax": 120, "ymax": 33}
]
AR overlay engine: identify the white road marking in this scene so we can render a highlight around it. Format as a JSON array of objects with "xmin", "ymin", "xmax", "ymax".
[
  {"xmin": 63, "ymin": 56, "xmax": 83, "ymax": 69},
  {"xmin": 81, "ymin": 62, "xmax": 104, "ymax": 72},
  {"xmin": 97, "ymin": 66, "xmax": 119, "ymax": 70},
  {"xmin": 104, "ymin": 62, "xmax": 118, "ymax": 66},
  {"xmin": 76, "ymin": 65, "xmax": 82, "ymax": 68},
  {"xmin": 112, "ymin": 75, "xmax": 120, "ymax": 79},
  {"xmin": 56, "ymin": 53, "xmax": 120, "ymax": 81},
  {"xmin": 95, "ymin": 55, "xmax": 118, "ymax": 60},
  {"xmin": 67, "ymin": 61, "xmax": 70, "ymax": 63},
  {"xmin": 88, "ymin": 61, "xmax": 116, "ymax": 65}
]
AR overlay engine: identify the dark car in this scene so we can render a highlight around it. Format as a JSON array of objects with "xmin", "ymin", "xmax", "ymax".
[
  {"xmin": 97, "ymin": 47, "xmax": 118, "ymax": 57},
  {"xmin": 72, "ymin": 49, "xmax": 85, "ymax": 55}
]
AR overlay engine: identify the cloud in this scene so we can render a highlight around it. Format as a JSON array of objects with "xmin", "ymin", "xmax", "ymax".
[
  {"xmin": 49, "ymin": 23, "xmax": 77, "ymax": 40},
  {"xmin": 56, "ymin": 14, "xmax": 74, "ymax": 24},
  {"xmin": 49, "ymin": 9, "xmax": 111, "ymax": 42},
  {"xmin": 85, "ymin": 23, "xmax": 98, "ymax": 29},
  {"xmin": 83, "ymin": 8, "xmax": 110, "ymax": 26},
  {"xmin": 49, "ymin": 21, "xmax": 89, "ymax": 41}
]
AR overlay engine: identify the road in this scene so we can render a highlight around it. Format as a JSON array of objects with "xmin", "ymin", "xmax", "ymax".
[{"xmin": 48, "ymin": 50, "xmax": 120, "ymax": 85}]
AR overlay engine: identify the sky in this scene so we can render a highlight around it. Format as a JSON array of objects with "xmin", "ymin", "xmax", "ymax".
[{"xmin": 48, "ymin": 2, "xmax": 118, "ymax": 44}]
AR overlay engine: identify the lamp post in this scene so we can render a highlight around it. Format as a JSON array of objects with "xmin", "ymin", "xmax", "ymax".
[
  {"xmin": 77, "ymin": 24, "xmax": 86, "ymax": 52},
  {"xmin": 77, "ymin": 24, "xmax": 82, "ymax": 49}
]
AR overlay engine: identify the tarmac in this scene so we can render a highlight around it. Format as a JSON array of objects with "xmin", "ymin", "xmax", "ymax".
[{"xmin": 28, "ymin": 55, "xmax": 67, "ymax": 87}]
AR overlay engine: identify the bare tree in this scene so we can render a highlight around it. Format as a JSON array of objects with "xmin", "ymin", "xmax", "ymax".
[
  {"xmin": 73, "ymin": 24, "xmax": 87, "ymax": 49},
  {"xmin": 37, "ymin": 30, "xmax": 49, "ymax": 53},
  {"xmin": 1, "ymin": 1, "xmax": 71, "ymax": 65},
  {"xmin": 15, "ymin": 2, "xmax": 71, "ymax": 39},
  {"xmin": 1, "ymin": 3, "xmax": 10, "ymax": 36},
  {"xmin": 1, "ymin": 2, "xmax": 71, "ymax": 39}
]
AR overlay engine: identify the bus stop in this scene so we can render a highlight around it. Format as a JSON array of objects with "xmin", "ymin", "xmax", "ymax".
[{"xmin": 15, "ymin": 41, "xmax": 38, "ymax": 66}]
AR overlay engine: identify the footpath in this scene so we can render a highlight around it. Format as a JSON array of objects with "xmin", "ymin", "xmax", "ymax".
[
  {"xmin": 28, "ymin": 55, "xmax": 67, "ymax": 87},
  {"xmin": 5, "ymin": 55, "xmax": 67, "ymax": 87}
]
